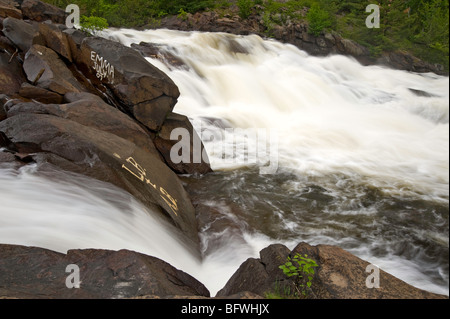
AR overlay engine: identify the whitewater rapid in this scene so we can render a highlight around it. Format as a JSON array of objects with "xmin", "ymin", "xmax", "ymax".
[{"xmin": 1, "ymin": 28, "xmax": 448, "ymax": 296}]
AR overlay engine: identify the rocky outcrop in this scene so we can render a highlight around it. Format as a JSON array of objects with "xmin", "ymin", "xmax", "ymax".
[
  {"xmin": 1, "ymin": 0, "xmax": 212, "ymax": 251},
  {"xmin": 217, "ymin": 242, "xmax": 448, "ymax": 299},
  {"xmin": 0, "ymin": 244, "xmax": 210, "ymax": 299}
]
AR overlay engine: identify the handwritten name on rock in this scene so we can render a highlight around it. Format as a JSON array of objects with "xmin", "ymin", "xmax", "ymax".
[{"xmin": 91, "ymin": 51, "xmax": 114, "ymax": 84}]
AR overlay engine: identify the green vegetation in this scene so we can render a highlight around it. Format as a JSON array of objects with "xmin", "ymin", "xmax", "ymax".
[
  {"xmin": 80, "ymin": 15, "xmax": 109, "ymax": 35},
  {"xmin": 44, "ymin": 0, "xmax": 449, "ymax": 70},
  {"xmin": 278, "ymin": 253, "xmax": 318, "ymax": 297},
  {"xmin": 307, "ymin": 3, "xmax": 332, "ymax": 36}
]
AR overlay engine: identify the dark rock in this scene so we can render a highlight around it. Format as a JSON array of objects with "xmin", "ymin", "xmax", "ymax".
[
  {"xmin": 0, "ymin": 93, "xmax": 7, "ymax": 120},
  {"xmin": 63, "ymin": 28, "xmax": 88, "ymax": 64},
  {"xmin": 0, "ymin": 49, "xmax": 26, "ymax": 96},
  {"xmin": 23, "ymin": 44, "xmax": 85, "ymax": 95},
  {"xmin": 339, "ymin": 38, "xmax": 370, "ymax": 57},
  {"xmin": 0, "ymin": 244, "xmax": 210, "ymax": 299},
  {"xmin": 18, "ymin": 83, "xmax": 64, "ymax": 104},
  {"xmin": 216, "ymin": 244, "xmax": 290, "ymax": 298},
  {"xmin": 0, "ymin": 130, "xmax": 16, "ymax": 151},
  {"xmin": 133, "ymin": 96, "xmax": 175, "ymax": 132},
  {"xmin": 154, "ymin": 112, "xmax": 212, "ymax": 175},
  {"xmin": 20, "ymin": 0, "xmax": 66, "ymax": 24},
  {"xmin": 78, "ymin": 37, "xmax": 180, "ymax": 131},
  {"xmin": 0, "ymin": 151, "xmax": 16, "ymax": 163},
  {"xmin": 408, "ymin": 88, "xmax": 439, "ymax": 98},
  {"xmin": 377, "ymin": 51, "xmax": 445, "ymax": 75},
  {"xmin": 217, "ymin": 242, "xmax": 448, "ymax": 299},
  {"xmin": 37, "ymin": 22, "xmax": 72, "ymax": 61},
  {"xmin": 8, "ymin": 92, "xmax": 160, "ymax": 156},
  {"xmin": 0, "ymin": 0, "xmax": 22, "ymax": 19},
  {"xmin": 131, "ymin": 42, "xmax": 188, "ymax": 70},
  {"xmin": 0, "ymin": 34, "xmax": 16, "ymax": 52},
  {"xmin": 0, "ymin": 113, "xmax": 200, "ymax": 246},
  {"xmin": 2, "ymin": 17, "xmax": 37, "ymax": 52}
]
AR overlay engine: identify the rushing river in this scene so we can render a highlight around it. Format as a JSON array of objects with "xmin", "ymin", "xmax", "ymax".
[{"xmin": 1, "ymin": 28, "xmax": 448, "ymax": 297}]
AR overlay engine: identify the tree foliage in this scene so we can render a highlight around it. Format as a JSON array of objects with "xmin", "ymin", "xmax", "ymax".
[{"xmin": 44, "ymin": 0, "xmax": 449, "ymax": 70}]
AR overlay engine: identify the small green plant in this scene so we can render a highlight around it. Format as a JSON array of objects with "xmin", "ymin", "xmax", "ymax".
[
  {"xmin": 178, "ymin": 8, "xmax": 188, "ymax": 21},
  {"xmin": 279, "ymin": 253, "xmax": 318, "ymax": 297},
  {"xmin": 80, "ymin": 15, "xmax": 109, "ymax": 36}
]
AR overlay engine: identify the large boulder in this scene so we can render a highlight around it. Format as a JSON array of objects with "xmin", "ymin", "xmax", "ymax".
[
  {"xmin": 20, "ymin": 0, "xmax": 66, "ymax": 24},
  {"xmin": 77, "ymin": 37, "xmax": 180, "ymax": 131},
  {"xmin": 217, "ymin": 243, "xmax": 448, "ymax": 299},
  {"xmin": 7, "ymin": 92, "xmax": 160, "ymax": 156},
  {"xmin": 0, "ymin": 113, "xmax": 200, "ymax": 246},
  {"xmin": 23, "ymin": 44, "xmax": 85, "ymax": 95},
  {"xmin": 37, "ymin": 22, "xmax": 72, "ymax": 61},
  {"xmin": 1, "ymin": 17, "xmax": 37, "ymax": 52},
  {"xmin": 0, "ymin": 244, "xmax": 210, "ymax": 299}
]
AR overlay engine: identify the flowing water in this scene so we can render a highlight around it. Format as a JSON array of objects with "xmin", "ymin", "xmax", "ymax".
[{"xmin": 1, "ymin": 28, "xmax": 448, "ymax": 297}]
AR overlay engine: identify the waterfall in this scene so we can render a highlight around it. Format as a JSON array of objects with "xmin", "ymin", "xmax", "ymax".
[{"xmin": 1, "ymin": 28, "xmax": 448, "ymax": 296}]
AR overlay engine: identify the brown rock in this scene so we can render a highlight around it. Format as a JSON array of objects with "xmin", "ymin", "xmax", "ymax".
[
  {"xmin": 0, "ymin": 244, "xmax": 210, "ymax": 299},
  {"xmin": 63, "ymin": 28, "xmax": 88, "ymax": 64},
  {"xmin": 77, "ymin": 37, "xmax": 180, "ymax": 131},
  {"xmin": 134, "ymin": 96, "xmax": 175, "ymax": 131},
  {"xmin": 291, "ymin": 242, "xmax": 447, "ymax": 299},
  {"xmin": 0, "ymin": 49, "xmax": 26, "ymax": 96},
  {"xmin": 0, "ymin": 94, "xmax": 7, "ymax": 121},
  {"xmin": 0, "ymin": 0, "xmax": 22, "ymax": 19},
  {"xmin": 18, "ymin": 83, "xmax": 64, "ymax": 104},
  {"xmin": 8, "ymin": 92, "xmax": 160, "ymax": 156},
  {"xmin": 20, "ymin": 0, "xmax": 66, "ymax": 24},
  {"xmin": 217, "ymin": 244, "xmax": 290, "ymax": 298},
  {"xmin": 217, "ymin": 243, "xmax": 448, "ymax": 299},
  {"xmin": 37, "ymin": 22, "xmax": 72, "ymax": 61},
  {"xmin": 339, "ymin": 39, "xmax": 370, "ymax": 57},
  {"xmin": 154, "ymin": 112, "xmax": 212, "ymax": 175},
  {"xmin": 0, "ymin": 113, "xmax": 201, "ymax": 246},
  {"xmin": 23, "ymin": 44, "xmax": 85, "ymax": 95},
  {"xmin": 377, "ymin": 51, "xmax": 445, "ymax": 75},
  {"xmin": 0, "ymin": 34, "xmax": 16, "ymax": 52}
]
